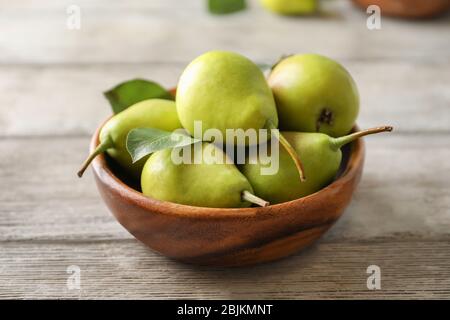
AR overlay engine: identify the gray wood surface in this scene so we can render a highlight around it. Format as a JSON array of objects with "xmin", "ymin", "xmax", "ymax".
[
  {"xmin": 0, "ymin": 0, "xmax": 449, "ymax": 299},
  {"xmin": 1, "ymin": 241, "xmax": 449, "ymax": 299}
]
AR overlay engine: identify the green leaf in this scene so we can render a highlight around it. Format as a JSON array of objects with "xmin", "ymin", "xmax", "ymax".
[
  {"xmin": 126, "ymin": 128, "xmax": 201, "ymax": 163},
  {"xmin": 208, "ymin": 0, "xmax": 246, "ymax": 15},
  {"xmin": 104, "ymin": 79, "xmax": 174, "ymax": 114},
  {"xmin": 257, "ymin": 63, "xmax": 272, "ymax": 73}
]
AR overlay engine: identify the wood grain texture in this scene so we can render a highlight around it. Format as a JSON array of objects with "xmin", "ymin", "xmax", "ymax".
[
  {"xmin": 0, "ymin": 60, "xmax": 449, "ymax": 137},
  {"xmin": 1, "ymin": 241, "xmax": 449, "ymax": 299},
  {"xmin": 0, "ymin": 0, "xmax": 449, "ymax": 64}
]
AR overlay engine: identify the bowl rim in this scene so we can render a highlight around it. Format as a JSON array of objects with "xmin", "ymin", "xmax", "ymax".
[{"xmin": 91, "ymin": 120, "xmax": 364, "ymax": 219}]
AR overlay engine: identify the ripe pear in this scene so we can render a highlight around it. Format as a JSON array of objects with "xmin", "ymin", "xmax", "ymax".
[
  {"xmin": 141, "ymin": 142, "xmax": 269, "ymax": 208},
  {"xmin": 176, "ymin": 50, "xmax": 278, "ymax": 145},
  {"xmin": 269, "ymin": 54, "xmax": 359, "ymax": 137},
  {"xmin": 176, "ymin": 50, "xmax": 306, "ymax": 181},
  {"xmin": 78, "ymin": 99, "xmax": 181, "ymax": 178},
  {"xmin": 240, "ymin": 126, "xmax": 392, "ymax": 204},
  {"xmin": 260, "ymin": 0, "xmax": 317, "ymax": 15}
]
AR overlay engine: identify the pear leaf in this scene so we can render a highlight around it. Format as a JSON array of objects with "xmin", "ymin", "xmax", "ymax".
[
  {"xmin": 208, "ymin": 0, "xmax": 246, "ymax": 15},
  {"xmin": 126, "ymin": 128, "xmax": 201, "ymax": 163},
  {"xmin": 257, "ymin": 55, "xmax": 294, "ymax": 75},
  {"xmin": 257, "ymin": 63, "xmax": 272, "ymax": 72},
  {"xmin": 104, "ymin": 79, "xmax": 174, "ymax": 114}
]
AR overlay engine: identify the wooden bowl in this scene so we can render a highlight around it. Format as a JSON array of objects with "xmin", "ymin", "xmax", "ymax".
[
  {"xmin": 90, "ymin": 122, "xmax": 365, "ymax": 267},
  {"xmin": 352, "ymin": 0, "xmax": 450, "ymax": 19}
]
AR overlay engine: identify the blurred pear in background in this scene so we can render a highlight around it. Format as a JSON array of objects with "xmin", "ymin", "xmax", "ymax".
[{"xmin": 260, "ymin": 0, "xmax": 317, "ymax": 15}]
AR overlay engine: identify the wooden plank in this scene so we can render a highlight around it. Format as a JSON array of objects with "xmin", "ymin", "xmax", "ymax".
[
  {"xmin": 0, "ymin": 0, "xmax": 449, "ymax": 64},
  {"xmin": 0, "ymin": 134, "xmax": 449, "ymax": 242},
  {"xmin": 1, "ymin": 59, "xmax": 449, "ymax": 137},
  {"xmin": 0, "ymin": 136, "xmax": 129, "ymax": 242},
  {"xmin": 0, "ymin": 240, "xmax": 449, "ymax": 299}
]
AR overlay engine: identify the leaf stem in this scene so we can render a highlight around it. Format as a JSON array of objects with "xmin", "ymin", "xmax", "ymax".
[
  {"xmin": 77, "ymin": 136, "xmax": 113, "ymax": 177},
  {"xmin": 242, "ymin": 190, "xmax": 270, "ymax": 207}
]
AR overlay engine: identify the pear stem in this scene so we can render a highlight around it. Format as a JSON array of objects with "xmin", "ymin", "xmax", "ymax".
[
  {"xmin": 278, "ymin": 133, "xmax": 306, "ymax": 182},
  {"xmin": 242, "ymin": 190, "xmax": 270, "ymax": 207},
  {"xmin": 331, "ymin": 126, "xmax": 393, "ymax": 151},
  {"xmin": 265, "ymin": 121, "xmax": 306, "ymax": 182},
  {"xmin": 77, "ymin": 137, "xmax": 113, "ymax": 178}
]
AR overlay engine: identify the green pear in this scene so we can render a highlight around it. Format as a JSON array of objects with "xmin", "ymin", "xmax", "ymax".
[
  {"xmin": 78, "ymin": 99, "xmax": 181, "ymax": 178},
  {"xmin": 240, "ymin": 126, "xmax": 392, "ymax": 204},
  {"xmin": 260, "ymin": 0, "xmax": 317, "ymax": 15},
  {"xmin": 269, "ymin": 54, "xmax": 359, "ymax": 137},
  {"xmin": 176, "ymin": 50, "xmax": 278, "ymax": 145},
  {"xmin": 176, "ymin": 50, "xmax": 306, "ymax": 181},
  {"xmin": 141, "ymin": 142, "xmax": 269, "ymax": 208}
]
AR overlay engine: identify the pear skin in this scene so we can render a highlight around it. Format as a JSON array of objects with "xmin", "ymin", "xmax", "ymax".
[
  {"xmin": 269, "ymin": 54, "xmax": 359, "ymax": 137},
  {"xmin": 176, "ymin": 51, "xmax": 278, "ymax": 145},
  {"xmin": 141, "ymin": 142, "xmax": 268, "ymax": 208}
]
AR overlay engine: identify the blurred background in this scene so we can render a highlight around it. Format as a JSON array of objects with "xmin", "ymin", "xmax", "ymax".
[
  {"xmin": 2, "ymin": 0, "xmax": 449, "ymax": 136},
  {"xmin": 1, "ymin": 0, "xmax": 449, "ymax": 299}
]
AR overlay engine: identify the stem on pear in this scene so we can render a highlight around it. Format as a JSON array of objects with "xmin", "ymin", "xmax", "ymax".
[
  {"xmin": 242, "ymin": 190, "xmax": 270, "ymax": 207},
  {"xmin": 265, "ymin": 120, "xmax": 306, "ymax": 182},
  {"xmin": 77, "ymin": 137, "xmax": 113, "ymax": 178},
  {"xmin": 331, "ymin": 126, "xmax": 393, "ymax": 151},
  {"xmin": 277, "ymin": 132, "xmax": 306, "ymax": 182}
]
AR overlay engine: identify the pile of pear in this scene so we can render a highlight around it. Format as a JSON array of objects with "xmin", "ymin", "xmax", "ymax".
[{"xmin": 78, "ymin": 51, "xmax": 392, "ymax": 208}]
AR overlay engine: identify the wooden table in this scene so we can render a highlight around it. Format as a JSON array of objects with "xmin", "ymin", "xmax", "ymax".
[{"xmin": 1, "ymin": 0, "xmax": 449, "ymax": 299}]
